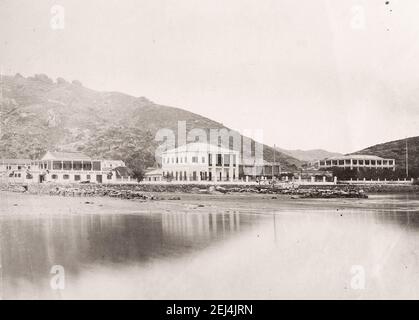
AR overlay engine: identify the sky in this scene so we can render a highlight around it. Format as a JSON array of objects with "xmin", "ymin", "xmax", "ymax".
[{"xmin": 1, "ymin": 0, "xmax": 419, "ymax": 153}]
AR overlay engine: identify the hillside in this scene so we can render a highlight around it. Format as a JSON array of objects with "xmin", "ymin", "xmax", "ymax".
[
  {"xmin": 276, "ymin": 147, "xmax": 342, "ymax": 162},
  {"xmin": 0, "ymin": 73, "xmax": 301, "ymax": 173},
  {"xmin": 352, "ymin": 136, "xmax": 419, "ymax": 177}
]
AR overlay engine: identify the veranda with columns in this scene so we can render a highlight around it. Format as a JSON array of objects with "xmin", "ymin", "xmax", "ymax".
[{"xmin": 161, "ymin": 143, "xmax": 240, "ymax": 182}]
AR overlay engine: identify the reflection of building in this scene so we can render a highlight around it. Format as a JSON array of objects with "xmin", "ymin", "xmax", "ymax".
[
  {"xmin": 316, "ymin": 155, "xmax": 396, "ymax": 171},
  {"xmin": 161, "ymin": 212, "xmax": 241, "ymax": 240},
  {"xmin": 161, "ymin": 143, "xmax": 240, "ymax": 182},
  {"xmin": 0, "ymin": 151, "xmax": 133, "ymax": 184}
]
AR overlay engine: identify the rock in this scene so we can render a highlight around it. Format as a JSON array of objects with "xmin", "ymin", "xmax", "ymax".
[{"xmin": 215, "ymin": 186, "xmax": 228, "ymax": 193}]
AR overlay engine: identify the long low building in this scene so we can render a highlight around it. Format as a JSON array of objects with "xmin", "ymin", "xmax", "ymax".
[
  {"xmin": 316, "ymin": 155, "xmax": 396, "ymax": 170},
  {"xmin": 0, "ymin": 151, "xmax": 133, "ymax": 184}
]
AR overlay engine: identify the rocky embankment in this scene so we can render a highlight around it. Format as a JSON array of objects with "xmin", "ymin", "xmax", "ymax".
[{"xmin": 0, "ymin": 183, "xmax": 369, "ymax": 200}]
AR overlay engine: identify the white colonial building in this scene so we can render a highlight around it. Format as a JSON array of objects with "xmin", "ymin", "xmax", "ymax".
[
  {"xmin": 316, "ymin": 155, "xmax": 396, "ymax": 171},
  {"xmin": 0, "ymin": 159, "xmax": 37, "ymax": 184},
  {"xmin": 0, "ymin": 151, "xmax": 133, "ymax": 184},
  {"xmin": 161, "ymin": 143, "xmax": 240, "ymax": 182}
]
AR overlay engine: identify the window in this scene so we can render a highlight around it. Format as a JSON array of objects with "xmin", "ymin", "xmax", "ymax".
[
  {"xmin": 82, "ymin": 162, "xmax": 92, "ymax": 171},
  {"xmin": 232, "ymin": 155, "xmax": 237, "ymax": 167},
  {"xmin": 365, "ymin": 160, "xmax": 370, "ymax": 165},
  {"xmin": 52, "ymin": 174, "xmax": 58, "ymax": 180},
  {"xmin": 224, "ymin": 154, "xmax": 230, "ymax": 166},
  {"xmin": 18, "ymin": 166, "xmax": 22, "ymax": 170},
  {"xmin": 176, "ymin": 157, "xmax": 178, "ymax": 163},
  {"xmin": 92, "ymin": 161, "xmax": 101, "ymax": 171},
  {"xmin": 86, "ymin": 175, "xmax": 91, "ymax": 180},
  {"xmin": 63, "ymin": 174, "xmax": 70, "ymax": 180},
  {"xmin": 63, "ymin": 161, "xmax": 72, "ymax": 170},
  {"xmin": 53, "ymin": 161, "xmax": 62, "ymax": 170},
  {"xmin": 202, "ymin": 156, "xmax": 205, "ymax": 163},
  {"xmin": 172, "ymin": 158, "xmax": 174, "ymax": 163},
  {"xmin": 192, "ymin": 156, "xmax": 198, "ymax": 163},
  {"xmin": 184, "ymin": 157, "xmax": 187, "ymax": 163},
  {"xmin": 208, "ymin": 154, "xmax": 212, "ymax": 166},
  {"xmin": 216, "ymin": 154, "xmax": 222, "ymax": 166},
  {"xmin": 73, "ymin": 161, "xmax": 82, "ymax": 170},
  {"xmin": 74, "ymin": 175, "xmax": 81, "ymax": 181}
]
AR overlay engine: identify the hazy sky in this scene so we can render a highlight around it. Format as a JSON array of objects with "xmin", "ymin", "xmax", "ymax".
[{"xmin": 1, "ymin": 0, "xmax": 419, "ymax": 153}]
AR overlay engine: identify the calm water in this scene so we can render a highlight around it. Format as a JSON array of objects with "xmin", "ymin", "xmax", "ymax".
[{"xmin": 1, "ymin": 192, "xmax": 419, "ymax": 299}]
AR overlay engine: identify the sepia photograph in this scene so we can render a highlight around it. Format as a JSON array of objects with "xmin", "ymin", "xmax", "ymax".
[{"xmin": 0, "ymin": 0, "xmax": 419, "ymax": 309}]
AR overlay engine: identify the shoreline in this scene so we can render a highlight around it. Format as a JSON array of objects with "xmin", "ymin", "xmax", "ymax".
[
  {"xmin": 1, "ymin": 182, "xmax": 418, "ymax": 201},
  {"xmin": 1, "ymin": 188, "xmax": 416, "ymax": 219}
]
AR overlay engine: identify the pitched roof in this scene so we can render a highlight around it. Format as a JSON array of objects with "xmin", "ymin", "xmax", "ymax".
[
  {"xmin": 41, "ymin": 151, "xmax": 91, "ymax": 161},
  {"xmin": 163, "ymin": 142, "xmax": 237, "ymax": 154},
  {"xmin": 0, "ymin": 159, "xmax": 32, "ymax": 164},
  {"xmin": 145, "ymin": 168, "xmax": 163, "ymax": 176},
  {"xmin": 113, "ymin": 166, "xmax": 133, "ymax": 178}
]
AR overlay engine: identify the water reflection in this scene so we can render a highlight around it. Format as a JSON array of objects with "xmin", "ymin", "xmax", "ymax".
[
  {"xmin": 0, "ymin": 211, "xmax": 255, "ymax": 299},
  {"xmin": 1, "ymin": 193, "xmax": 419, "ymax": 299}
]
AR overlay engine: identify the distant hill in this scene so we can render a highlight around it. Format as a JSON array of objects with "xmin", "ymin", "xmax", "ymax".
[
  {"xmin": 0, "ymin": 73, "xmax": 301, "ymax": 174},
  {"xmin": 352, "ymin": 136, "xmax": 419, "ymax": 177},
  {"xmin": 276, "ymin": 147, "xmax": 342, "ymax": 162}
]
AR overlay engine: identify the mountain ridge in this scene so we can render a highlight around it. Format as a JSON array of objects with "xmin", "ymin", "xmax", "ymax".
[
  {"xmin": 0, "ymin": 73, "xmax": 301, "ymax": 174},
  {"xmin": 275, "ymin": 147, "xmax": 342, "ymax": 162},
  {"xmin": 351, "ymin": 136, "xmax": 419, "ymax": 177}
]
